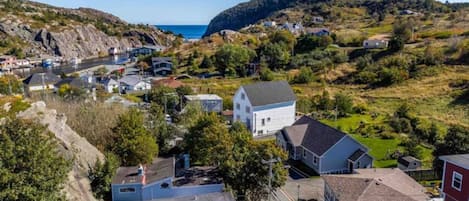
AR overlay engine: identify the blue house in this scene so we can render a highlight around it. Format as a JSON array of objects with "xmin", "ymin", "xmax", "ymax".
[
  {"xmin": 131, "ymin": 45, "xmax": 165, "ymax": 57},
  {"xmin": 276, "ymin": 116, "xmax": 373, "ymax": 174},
  {"xmin": 111, "ymin": 157, "xmax": 225, "ymax": 201}
]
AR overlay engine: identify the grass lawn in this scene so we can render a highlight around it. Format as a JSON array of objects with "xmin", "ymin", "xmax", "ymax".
[{"xmin": 351, "ymin": 134, "xmax": 403, "ymax": 168}]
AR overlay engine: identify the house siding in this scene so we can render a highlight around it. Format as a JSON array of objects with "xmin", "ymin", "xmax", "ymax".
[
  {"xmin": 112, "ymin": 183, "xmax": 144, "ymax": 201},
  {"xmin": 252, "ymin": 101, "xmax": 295, "ymax": 136},
  {"xmin": 320, "ymin": 136, "xmax": 370, "ymax": 174},
  {"xmin": 301, "ymin": 148, "xmax": 320, "ymax": 173},
  {"xmin": 442, "ymin": 162, "xmax": 469, "ymax": 201},
  {"xmin": 233, "ymin": 88, "xmax": 253, "ymax": 131},
  {"xmin": 354, "ymin": 154, "xmax": 373, "ymax": 169},
  {"xmin": 113, "ymin": 177, "xmax": 224, "ymax": 201}
]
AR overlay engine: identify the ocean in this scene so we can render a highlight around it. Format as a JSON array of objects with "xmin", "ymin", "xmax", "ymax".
[{"xmin": 155, "ymin": 25, "xmax": 208, "ymax": 40}]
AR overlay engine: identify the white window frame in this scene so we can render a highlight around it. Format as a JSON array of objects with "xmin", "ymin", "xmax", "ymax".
[
  {"xmin": 262, "ymin": 118, "xmax": 265, "ymax": 126},
  {"xmin": 452, "ymin": 171, "xmax": 463, "ymax": 191},
  {"xmin": 245, "ymin": 106, "xmax": 250, "ymax": 113},
  {"xmin": 236, "ymin": 103, "xmax": 240, "ymax": 110},
  {"xmin": 241, "ymin": 93, "xmax": 245, "ymax": 100}
]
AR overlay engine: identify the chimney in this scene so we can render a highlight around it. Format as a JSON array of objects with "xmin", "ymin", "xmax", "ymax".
[{"xmin": 138, "ymin": 164, "xmax": 144, "ymax": 176}]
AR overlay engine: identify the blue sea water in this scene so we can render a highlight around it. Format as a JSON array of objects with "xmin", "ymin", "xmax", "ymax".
[{"xmin": 155, "ymin": 25, "xmax": 208, "ymax": 39}]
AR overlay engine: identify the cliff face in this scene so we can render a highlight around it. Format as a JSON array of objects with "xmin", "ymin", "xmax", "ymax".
[
  {"xmin": 18, "ymin": 102, "xmax": 104, "ymax": 201},
  {"xmin": 203, "ymin": 0, "xmax": 296, "ymax": 37},
  {"xmin": 0, "ymin": 0, "xmax": 173, "ymax": 59}
]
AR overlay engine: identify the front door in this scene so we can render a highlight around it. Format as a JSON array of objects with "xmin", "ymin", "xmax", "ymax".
[{"xmin": 348, "ymin": 161, "xmax": 354, "ymax": 173}]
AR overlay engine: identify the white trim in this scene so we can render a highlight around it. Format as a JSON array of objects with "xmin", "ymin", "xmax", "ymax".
[
  {"xmin": 451, "ymin": 171, "xmax": 463, "ymax": 191},
  {"xmin": 441, "ymin": 161, "xmax": 447, "ymax": 193},
  {"xmin": 439, "ymin": 156, "xmax": 469, "ymax": 170}
]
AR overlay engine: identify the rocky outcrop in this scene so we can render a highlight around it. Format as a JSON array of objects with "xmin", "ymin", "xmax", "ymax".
[
  {"xmin": 203, "ymin": 0, "xmax": 295, "ymax": 37},
  {"xmin": 0, "ymin": 0, "xmax": 174, "ymax": 59},
  {"xmin": 18, "ymin": 102, "xmax": 104, "ymax": 201}
]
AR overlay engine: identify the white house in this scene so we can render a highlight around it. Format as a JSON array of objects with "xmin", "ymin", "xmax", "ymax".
[
  {"xmin": 23, "ymin": 72, "xmax": 61, "ymax": 92},
  {"xmin": 119, "ymin": 75, "xmax": 151, "ymax": 93},
  {"xmin": 102, "ymin": 78, "xmax": 119, "ymax": 93},
  {"xmin": 233, "ymin": 81, "xmax": 296, "ymax": 137}
]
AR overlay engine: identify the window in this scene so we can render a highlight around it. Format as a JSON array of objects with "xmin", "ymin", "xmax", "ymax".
[
  {"xmin": 262, "ymin": 118, "xmax": 265, "ymax": 126},
  {"xmin": 236, "ymin": 115, "xmax": 240, "ymax": 121},
  {"xmin": 357, "ymin": 161, "xmax": 360, "ymax": 168},
  {"xmin": 257, "ymin": 130, "xmax": 264, "ymax": 135},
  {"xmin": 313, "ymin": 156, "xmax": 318, "ymax": 165},
  {"xmin": 303, "ymin": 149, "xmax": 307, "ymax": 158},
  {"xmin": 245, "ymin": 106, "xmax": 250, "ymax": 113},
  {"xmin": 119, "ymin": 187, "xmax": 136, "ymax": 193},
  {"xmin": 241, "ymin": 93, "xmax": 245, "ymax": 100},
  {"xmin": 452, "ymin": 171, "xmax": 463, "ymax": 191},
  {"xmin": 160, "ymin": 182, "xmax": 169, "ymax": 189},
  {"xmin": 236, "ymin": 103, "xmax": 240, "ymax": 110},
  {"xmin": 267, "ymin": 117, "xmax": 271, "ymax": 122}
]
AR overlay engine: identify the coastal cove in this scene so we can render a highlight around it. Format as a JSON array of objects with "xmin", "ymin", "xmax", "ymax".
[{"xmin": 155, "ymin": 25, "xmax": 208, "ymax": 39}]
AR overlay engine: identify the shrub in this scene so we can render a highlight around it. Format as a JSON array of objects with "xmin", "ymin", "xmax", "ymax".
[
  {"xmin": 334, "ymin": 93, "xmax": 354, "ymax": 117},
  {"xmin": 259, "ymin": 67, "xmax": 275, "ymax": 81},
  {"xmin": 291, "ymin": 67, "xmax": 314, "ymax": 84}
]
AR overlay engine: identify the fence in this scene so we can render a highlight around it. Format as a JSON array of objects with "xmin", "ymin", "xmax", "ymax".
[{"xmin": 405, "ymin": 169, "xmax": 441, "ymax": 181}]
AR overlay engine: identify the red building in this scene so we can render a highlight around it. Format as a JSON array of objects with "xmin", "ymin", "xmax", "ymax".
[{"xmin": 440, "ymin": 154, "xmax": 469, "ymax": 201}]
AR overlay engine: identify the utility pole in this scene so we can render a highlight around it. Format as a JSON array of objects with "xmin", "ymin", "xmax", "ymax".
[
  {"xmin": 41, "ymin": 73, "xmax": 46, "ymax": 100},
  {"xmin": 262, "ymin": 156, "xmax": 280, "ymax": 201},
  {"xmin": 297, "ymin": 184, "xmax": 300, "ymax": 201}
]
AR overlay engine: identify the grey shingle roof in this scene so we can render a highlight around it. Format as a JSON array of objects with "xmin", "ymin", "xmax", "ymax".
[
  {"xmin": 349, "ymin": 149, "xmax": 366, "ymax": 162},
  {"xmin": 23, "ymin": 72, "xmax": 61, "ymax": 86},
  {"xmin": 287, "ymin": 116, "xmax": 346, "ymax": 156},
  {"xmin": 398, "ymin": 156, "xmax": 420, "ymax": 167},
  {"xmin": 242, "ymin": 81, "xmax": 296, "ymax": 107},
  {"xmin": 55, "ymin": 77, "xmax": 93, "ymax": 89},
  {"xmin": 439, "ymin": 154, "xmax": 469, "ymax": 169},
  {"xmin": 323, "ymin": 169, "xmax": 429, "ymax": 201}
]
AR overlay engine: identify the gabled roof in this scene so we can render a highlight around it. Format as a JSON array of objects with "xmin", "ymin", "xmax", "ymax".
[
  {"xmin": 23, "ymin": 72, "xmax": 61, "ymax": 85},
  {"xmin": 349, "ymin": 149, "xmax": 366, "ymax": 162},
  {"xmin": 440, "ymin": 154, "xmax": 469, "ymax": 169},
  {"xmin": 119, "ymin": 75, "xmax": 145, "ymax": 86},
  {"xmin": 398, "ymin": 156, "xmax": 421, "ymax": 167},
  {"xmin": 284, "ymin": 116, "xmax": 347, "ymax": 156},
  {"xmin": 55, "ymin": 77, "xmax": 94, "ymax": 89},
  {"xmin": 323, "ymin": 169, "xmax": 429, "ymax": 201},
  {"xmin": 241, "ymin": 81, "xmax": 296, "ymax": 107},
  {"xmin": 102, "ymin": 78, "xmax": 118, "ymax": 86}
]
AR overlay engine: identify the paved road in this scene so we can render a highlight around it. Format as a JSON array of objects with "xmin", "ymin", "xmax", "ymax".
[{"xmin": 275, "ymin": 165, "xmax": 324, "ymax": 201}]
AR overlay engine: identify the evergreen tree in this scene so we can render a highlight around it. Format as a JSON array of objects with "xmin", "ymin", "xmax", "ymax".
[{"xmin": 0, "ymin": 118, "xmax": 71, "ymax": 201}]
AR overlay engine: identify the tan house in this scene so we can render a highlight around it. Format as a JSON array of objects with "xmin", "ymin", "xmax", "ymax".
[{"xmin": 323, "ymin": 168, "xmax": 430, "ymax": 201}]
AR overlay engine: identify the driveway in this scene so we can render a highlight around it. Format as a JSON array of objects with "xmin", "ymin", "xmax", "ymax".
[{"xmin": 275, "ymin": 166, "xmax": 324, "ymax": 201}]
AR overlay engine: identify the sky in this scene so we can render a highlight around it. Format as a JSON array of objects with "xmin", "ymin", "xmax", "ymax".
[
  {"xmin": 33, "ymin": 0, "xmax": 247, "ymax": 25},
  {"xmin": 33, "ymin": 0, "xmax": 468, "ymax": 25}
]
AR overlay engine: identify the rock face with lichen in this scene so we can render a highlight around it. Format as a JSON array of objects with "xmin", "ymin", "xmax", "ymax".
[
  {"xmin": 0, "ymin": 0, "xmax": 173, "ymax": 59},
  {"xmin": 18, "ymin": 101, "xmax": 104, "ymax": 201}
]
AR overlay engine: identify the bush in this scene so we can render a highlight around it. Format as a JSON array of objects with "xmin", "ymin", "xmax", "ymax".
[
  {"xmin": 89, "ymin": 153, "xmax": 119, "ymax": 200},
  {"xmin": 259, "ymin": 67, "xmax": 275, "ymax": 81},
  {"xmin": 291, "ymin": 67, "xmax": 314, "ymax": 84},
  {"xmin": 379, "ymin": 132, "xmax": 398, "ymax": 140}
]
